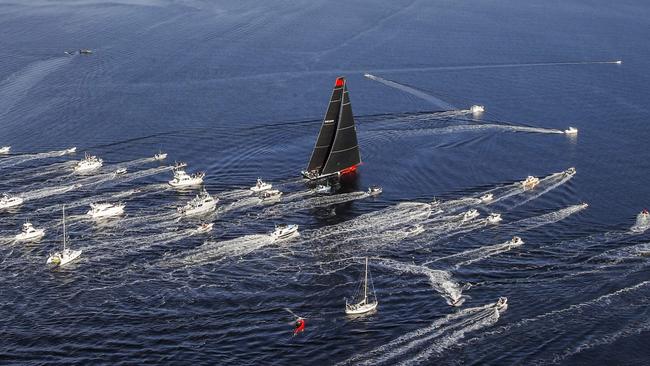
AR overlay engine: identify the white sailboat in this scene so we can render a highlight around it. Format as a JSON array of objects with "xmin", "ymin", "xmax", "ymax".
[
  {"xmin": 345, "ymin": 257, "xmax": 378, "ymax": 315},
  {"xmin": 46, "ymin": 207, "xmax": 82, "ymax": 267}
]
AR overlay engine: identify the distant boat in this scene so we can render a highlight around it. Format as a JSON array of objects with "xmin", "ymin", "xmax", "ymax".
[
  {"xmin": 345, "ymin": 257, "xmax": 378, "ymax": 315},
  {"xmin": 302, "ymin": 77, "xmax": 361, "ymax": 181},
  {"xmin": 0, "ymin": 146, "xmax": 10, "ymax": 154},
  {"xmin": 79, "ymin": 49, "xmax": 93, "ymax": 55}
]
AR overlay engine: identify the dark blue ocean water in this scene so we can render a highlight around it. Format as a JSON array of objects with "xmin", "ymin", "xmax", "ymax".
[{"xmin": 1, "ymin": 1, "xmax": 649, "ymax": 364}]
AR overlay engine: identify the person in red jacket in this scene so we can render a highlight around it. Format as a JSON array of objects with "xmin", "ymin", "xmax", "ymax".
[{"xmin": 293, "ymin": 318, "xmax": 305, "ymax": 335}]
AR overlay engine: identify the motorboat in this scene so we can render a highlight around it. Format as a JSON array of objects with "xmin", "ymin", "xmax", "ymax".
[
  {"xmin": 315, "ymin": 184, "xmax": 332, "ymax": 194},
  {"xmin": 368, "ymin": 185, "xmax": 383, "ymax": 196},
  {"xmin": 178, "ymin": 189, "xmax": 218, "ymax": 216},
  {"xmin": 0, "ymin": 193, "xmax": 23, "ymax": 209},
  {"xmin": 194, "ymin": 222, "xmax": 214, "ymax": 234},
  {"xmin": 345, "ymin": 258, "xmax": 378, "ymax": 315},
  {"xmin": 470, "ymin": 105, "xmax": 485, "ymax": 114},
  {"xmin": 260, "ymin": 189, "xmax": 282, "ymax": 201},
  {"xmin": 564, "ymin": 167, "xmax": 576, "ymax": 177},
  {"xmin": 480, "ymin": 193, "xmax": 494, "ymax": 203},
  {"xmin": 168, "ymin": 168, "xmax": 205, "ymax": 188},
  {"xmin": 47, "ymin": 207, "xmax": 81, "ymax": 267},
  {"xmin": 154, "ymin": 152, "xmax": 167, "ymax": 161},
  {"xmin": 0, "ymin": 146, "xmax": 10, "ymax": 154},
  {"xmin": 564, "ymin": 127, "xmax": 578, "ymax": 135},
  {"xmin": 15, "ymin": 222, "xmax": 45, "ymax": 241},
  {"xmin": 462, "ymin": 209, "xmax": 479, "ymax": 221},
  {"xmin": 270, "ymin": 224, "xmax": 299, "ymax": 242},
  {"xmin": 495, "ymin": 297, "xmax": 508, "ymax": 312},
  {"xmin": 521, "ymin": 176, "xmax": 539, "ymax": 190},
  {"xmin": 114, "ymin": 167, "xmax": 127, "ymax": 176},
  {"xmin": 508, "ymin": 236, "xmax": 524, "ymax": 246},
  {"xmin": 486, "ymin": 213, "xmax": 502, "ymax": 224},
  {"xmin": 86, "ymin": 202, "xmax": 125, "ymax": 219},
  {"xmin": 174, "ymin": 161, "xmax": 188, "ymax": 169},
  {"xmin": 79, "ymin": 49, "xmax": 92, "ymax": 54},
  {"xmin": 615, "ymin": 60, "xmax": 623, "ymax": 64},
  {"xmin": 74, "ymin": 153, "xmax": 103, "ymax": 173},
  {"xmin": 65, "ymin": 147, "xmax": 77, "ymax": 154},
  {"xmin": 250, "ymin": 178, "xmax": 272, "ymax": 193}
]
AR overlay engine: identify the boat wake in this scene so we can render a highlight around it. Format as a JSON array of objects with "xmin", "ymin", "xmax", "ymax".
[
  {"xmin": 164, "ymin": 234, "xmax": 272, "ymax": 267},
  {"xmin": 0, "ymin": 147, "xmax": 76, "ymax": 169},
  {"xmin": 337, "ymin": 301, "xmax": 502, "ymax": 366},
  {"xmin": 503, "ymin": 203, "xmax": 588, "ymax": 232},
  {"xmin": 426, "ymin": 238, "xmax": 525, "ymax": 270},
  {"xmin": 375, "ymin": 258, "xmax": 464, "ymax": 306},
  {"xmin": 364, "ymin": 73, "xmax": 456, "ymax": 110}
]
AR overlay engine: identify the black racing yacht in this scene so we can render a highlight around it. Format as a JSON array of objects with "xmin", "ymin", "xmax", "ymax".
[{"xmin": 302, "ymin": 77, "xmax": 361, "ymax": 181}]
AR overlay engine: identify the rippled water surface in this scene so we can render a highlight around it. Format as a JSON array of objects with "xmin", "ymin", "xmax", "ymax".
[{"xmin": 1, "ymin": 1, "xmax": 649, "ymax": 365}]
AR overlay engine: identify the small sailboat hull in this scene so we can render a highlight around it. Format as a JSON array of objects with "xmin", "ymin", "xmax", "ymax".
[{"xmin": 345, "ymin": 301, "xmax": 378, "ymax": 315}]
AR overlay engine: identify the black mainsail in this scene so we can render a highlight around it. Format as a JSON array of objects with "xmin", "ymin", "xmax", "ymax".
[{"xmin": 303, "ymin": 77, "xmax": 361, "ymax": 180}]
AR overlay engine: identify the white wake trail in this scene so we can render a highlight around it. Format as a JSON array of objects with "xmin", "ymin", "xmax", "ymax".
[
  {"xmin": 364, "ymin": 73, "xmax": 456, "ymax": 110},
  {"xmin": 376, "ymin": 258, "xmax": 464, "ymax": 306},
  {"xmin": 338, "ymin": 302, "xmax": 501, "ymax": 366},
  {"xmin": 165, "ymin": 234, "xmax": 273, "ymax": 266}
]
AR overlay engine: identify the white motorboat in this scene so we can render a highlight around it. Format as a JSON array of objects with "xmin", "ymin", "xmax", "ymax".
[
  {"xmin": 495, "ymin": 297, "xmax": 508, "ymax": 312},
  {"xmin": 154, "ymin": 152, "xmax": 168, "ymax": 161},
  {"xmin": 269, "ymin": 224, "xmax": 299, "ymax": 242},
  {"xmin": 315, "ymin": 184, "xmax": 332, "ymax": 194},
  {"xmin": 79, "ymin": 49, "xmax": 93, "ymax": 54},
  {"xmin": 65, "ymin": 147, "xmax": 77, "ymax": 154},
  {"xmin": 508, "ymin": 236, "xmax": 524, "ymax": 246},
  {"xmin": 368, "ymin": 185, "xmax": 383, "ymax": 196},
  {"xmin": 168, "ymin": 168, "xmax": 205, "ymax": 188},
  {"xmin": 480, "ymin": 193, "xmax": 494, "ymax": 203},
  {"xmin": 194, "ymin": 222, "xmax": 214, "ymax": 234},
  {"xmin": 260, "ymin": 189, "xmax": 282, "ymax": 201},
  {"xmin": 486, "ymin": 213, "xmax": 502, "ymax": 224},
  {"xmin": 74, "ymin": 153, "xmax": 103, "ymax": 173},
  {"xmin": 0, "ymin": 146, "xmax": 10, "ymax": 154},
  {"xmin": 178, "ymin": 189, "xmax": 218, "ymax": 216},
  {"xmin": 564, "ymin": 167, "xmax": 576, "ymax": 177},
  {"xmin": 462, "ymin": 209, "xmax": 479, "ymax": 221},
  {"xmin": 470, "ymin": 105, "xmax": 485, "ymax": 114},
  {"xmin": 250, "ymin": 178, "xmax": 272, "ymax": 193},
  {"xmin": 521, "ymin": 176, "xmax": 540, "ymax": 190},
  {"xmin": 15, "ymin": 222, "xmax": 45, "ymax": 241},
  {"xmin": 564, "ymin": 126, "xmax": 578, "ymax": 135},
  {"xmin": 0, "ymin": 193, "xmax": 23, "ymax": 209},
  {"xmin": 46, "ymin": 207, "xmax": 82, "ymax": 267},
  {"xmin": 114, "ymin": 167, "xmax": 127, "ymax": 176},
  {"xmin": 86, "ymin": 202, "xmax": 125, "ymax": 219},
  {"xmin": 615, "ymin": 60, "xmax": 622, "ymax": 64},
  {"xmin": 345, "ymin": 257, "xmax": 378, "ymax": 315}
]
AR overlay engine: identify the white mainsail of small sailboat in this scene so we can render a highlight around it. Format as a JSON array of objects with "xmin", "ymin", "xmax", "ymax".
[
  {"xmin": 46, "ymin": 206, "xmax": 82, "ymax": 267},
  {"xmin": 345, "ymin": 257, "xmax": 378, "ymax": 315}
]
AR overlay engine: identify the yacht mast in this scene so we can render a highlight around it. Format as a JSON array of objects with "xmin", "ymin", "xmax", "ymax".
[
  {"xmin": 364, "ymin": 257, "xmax": 368, "ymax": 303},
  {"xmin": 62, "ymin": 206, "xmax": 66, "ymax": 251}
]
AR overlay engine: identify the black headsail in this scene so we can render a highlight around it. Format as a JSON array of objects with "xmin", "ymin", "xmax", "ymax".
[
  {"xmin": 304, "ymin": 77, "xmax": 361, "ymax": 179},
  {"xmin": 321, "ymin": 78, "xmax": 361, "ymax": 175},
  {"xmin": 305, "ymin": 78, "xmax": 344, "ymax": 174}
]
